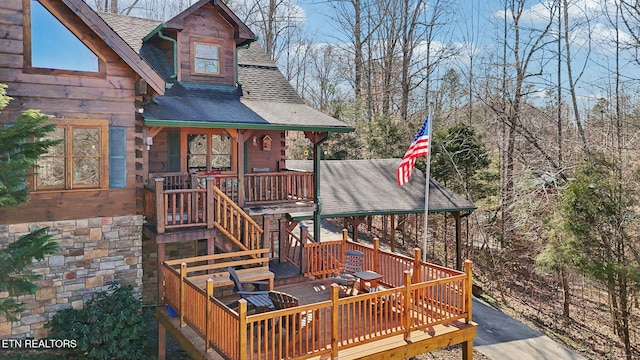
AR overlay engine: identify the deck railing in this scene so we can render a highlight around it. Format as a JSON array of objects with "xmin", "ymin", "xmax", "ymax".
[
  {"xmin": 245, "ymin": 171, "xmax": 314, "ymax": 204},
  {"xmin": 144, "ymin": 171, "xmax": 314, "ymax": 236},
  {"xmin": 162, "ymin": 240, "xmax": 473, "ymax": 360},
  {"xmin": 145, "ymin": 176, "xmax": 263, "ymax": 252}
]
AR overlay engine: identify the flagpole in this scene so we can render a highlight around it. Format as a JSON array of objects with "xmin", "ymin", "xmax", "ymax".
[{"xmin": 422, "ymin": 113, "xmax": 432, "ymax": 262}]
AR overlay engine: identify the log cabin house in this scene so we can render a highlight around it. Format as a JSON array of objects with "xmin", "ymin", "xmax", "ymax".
[{"xmin": 0, "ymin": 0, "xmax": 476, "ymax": 358}]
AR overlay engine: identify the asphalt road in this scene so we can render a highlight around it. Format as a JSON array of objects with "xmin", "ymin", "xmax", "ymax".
[{"xmin": 473, "ymin": 297, "xmax": 588, "ymax": 360}]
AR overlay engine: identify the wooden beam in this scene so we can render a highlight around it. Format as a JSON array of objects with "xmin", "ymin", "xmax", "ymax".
[
  {"xmin": 347, "ymin": 216, "xmax": 365, "ymax": 242},
  {"xmin": 225, "ymin": 128, "xmax": 239, "ymax": 143},
  {"xmin": 337, "ymin": 323, "xmax": 477, "ymax": 360},
  {"xmin": 303, "ymin": 131, "xmax": 328, "ymax": 144},
  {"xmin": 148, "ymin": 126, "xmax": 164, "ymax": 138}
]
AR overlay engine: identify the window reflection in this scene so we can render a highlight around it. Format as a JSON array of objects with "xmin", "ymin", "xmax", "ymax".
[{"xmin": 30, "ymin": 0, "xmax": 99, "ymax": 72}]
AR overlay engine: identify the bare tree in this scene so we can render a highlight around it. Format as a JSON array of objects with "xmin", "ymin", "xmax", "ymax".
[{"xmin": 487, "ymin": 0, "xmax": 557, "ymax": 245}]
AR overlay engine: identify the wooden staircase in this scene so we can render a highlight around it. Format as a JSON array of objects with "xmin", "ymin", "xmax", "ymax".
[{"xmin": 210, "ymin": 186, "xmax": 263, "ymax": 253}]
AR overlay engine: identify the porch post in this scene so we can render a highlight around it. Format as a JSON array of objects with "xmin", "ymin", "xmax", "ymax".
[
  {"xmin": 373, "ymin": 238, "xmax": 380, "ymax": 274},
  {"xmin": 279, "ymin": 217, "xmax": 288, "ymax": 263},
  {"xmin": 300, "ymin": 224, "xmax": 309, "ymax": 274},
  {"xmin": 237, "ymin": 131, "xmax": 246, "ymax": 206},
  {"xmin": 390, "ymin": 214, "xmax": 396, "ymax": 252},
  {"xmin": 305, "ymin": 131, "xmax": 329, "ymax": 242},
  {"xmin": 154, "ymin": 177, "xmax": 165, "ymax": 234},
  {"xmin": 454, "ymin": 211, "xmax": 462, "ymax": 271}
]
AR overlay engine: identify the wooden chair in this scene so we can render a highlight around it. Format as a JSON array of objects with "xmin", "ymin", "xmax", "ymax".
[
  {"xmin": 228, "ymin": 267, "xmax": 274, "ymax": 311},
  {"xmin": 330, "ymin": 249, "xmax": 364, "ymax": 292},
  {"xmin": 268, "ymin": 291, "xmax": 318, "ymax": 353}
]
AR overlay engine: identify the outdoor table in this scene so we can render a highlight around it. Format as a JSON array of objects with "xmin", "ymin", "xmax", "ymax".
[{"xmin": 353, "ymin": 270, "xmax": 383, "ymax": 292}]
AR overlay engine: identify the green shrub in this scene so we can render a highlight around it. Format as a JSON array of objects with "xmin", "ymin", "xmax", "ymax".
[{"xmin": 46, "ymin": 283, "xmax": 149, "ymax": 360}]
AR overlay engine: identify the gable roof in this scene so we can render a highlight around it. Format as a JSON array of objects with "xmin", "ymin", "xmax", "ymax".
[
  {"xmin": 100, "ymin": 11, "xmax": 353, "ymax": 133},
  {"xmin": 60, "ymin": 0, "xmax": 164, "ymax": 94},
  {"xmin": 165, "ymin": 0, "xmax": 255, "ymax": 45},
  {"xmin": 285, "ymin": 159, "xmax": 476, "ymax": 218}
]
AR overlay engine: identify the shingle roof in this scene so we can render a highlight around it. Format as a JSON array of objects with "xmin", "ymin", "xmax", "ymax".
[
  {"xmin": 97, "ymin": 12, "xmax": 161, "ymax": 52},
  {"xmin": 285, "ymin": 159, "xmax": 476, "ymax": 217},
  {"xmin": 99, "ymin": 12, "xmax": 352, "ymax": 132}
]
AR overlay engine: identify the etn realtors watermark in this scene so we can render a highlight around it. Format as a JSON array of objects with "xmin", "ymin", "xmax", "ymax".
[{"xmin": 1, "ymin": 338, "xmax": 76, "ymax": 350}]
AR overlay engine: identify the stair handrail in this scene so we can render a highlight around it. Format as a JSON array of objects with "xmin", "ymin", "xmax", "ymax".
[{"xmin": 210, "ymin": 183, "xmax": 264, "ymax": 252}]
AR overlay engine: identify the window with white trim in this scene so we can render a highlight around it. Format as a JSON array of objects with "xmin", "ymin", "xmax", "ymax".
[{"xmin": 193, "ymin": 42, "xmax": 220, "ymax": 75}]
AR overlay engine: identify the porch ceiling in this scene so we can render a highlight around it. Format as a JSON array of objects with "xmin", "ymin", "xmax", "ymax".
[{"xmin": 285, "ymin": 159, "xmax": 476, "ymax": 218}]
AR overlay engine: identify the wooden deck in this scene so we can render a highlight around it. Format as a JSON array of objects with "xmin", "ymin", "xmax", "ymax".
[
  {"xmin": 157, "ymin": 240, "xmax": 477, "ymax": 360},
  {"xmin": 157, "ymin": 278, "xmax": 476, "ymax": 360}
]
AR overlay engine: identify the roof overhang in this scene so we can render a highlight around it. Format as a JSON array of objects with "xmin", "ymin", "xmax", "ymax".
[{"xmin": 143, "ymin": 119, "xmax": 354, "ymax": 133}]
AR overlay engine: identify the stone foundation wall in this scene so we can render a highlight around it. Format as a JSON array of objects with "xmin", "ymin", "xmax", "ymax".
[{"xmin": 0, "ymin": 215, "xmax": 143, "ymax": 339}]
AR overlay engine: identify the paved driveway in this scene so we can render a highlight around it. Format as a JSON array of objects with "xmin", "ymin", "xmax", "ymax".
[{"xmin": 473, "ymin": 298, "xmax": 588, "ymax": 360}]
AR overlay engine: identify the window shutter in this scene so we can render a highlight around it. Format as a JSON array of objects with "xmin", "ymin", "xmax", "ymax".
[
  {"xmin": 167, "ymin": 130, "xmax": 181, "ymax": 172},
  {"xmin": 109, "ymin": 127, "xmax": 126, "ymax": 188}
]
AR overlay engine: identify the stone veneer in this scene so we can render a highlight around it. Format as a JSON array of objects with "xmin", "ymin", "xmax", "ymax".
[{"xmin": 0, "ymin": 215, "xmax": 143, "ymax": 339}]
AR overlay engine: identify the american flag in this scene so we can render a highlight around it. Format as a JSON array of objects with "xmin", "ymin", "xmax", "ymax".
[{"xmin": 397, "ymin": 116, "xmax": 430, "ymax": 186}]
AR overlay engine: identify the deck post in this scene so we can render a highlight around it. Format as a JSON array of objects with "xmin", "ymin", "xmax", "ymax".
[
  {"xmin": 206, "ymin": 176, "xmax": 215, "ymax": 228},
  {"xmin": 279, "ymin": 217, "xmax": 288, "ymax": 263},
  {"xmin": 373, "ymin": 238, "xmax": 380, "ymax": 274},
  {"xmin": 157, "ymin": 244, "xmax": 166, "ymax": 305},
  {"xmin": 403, "ymin": 270, "xmax": 412, "ymax": 342},
  {"xmin": 158, "ymin": 320, "xmax": 166, "ymax": 360},
  {"xmin": 463, "ymin": 260, "xmax": 474, "ymax": 360},
  {"xmin": 154, "ymin": 177, "xmax": 166, "ymax": 233},
  {"xmin": 238, "ymin": 299, "xmax": 248, "ymax": 360},
  {"xmin": 179, "ymin": 262, "xmax": 187, "ymax": 327},
  {"xmin": 465, "ymin": 260, "xmax": 473, "ymax": 323},
  {"xmin": 300, "ymin": 224, "xmax": 309, "ymax": 274},
  {"xmin": 330, "ymin": 283, "xmax": 340, "ymax": 359},
  {"xmin": 412, "ymin": 248, "xmax": 421, "ymax": 283},
  {"xmin": 206, "ymin": 279, "xmax": 214, "ymax": 352},
  {"xmin": 341, "ymin": 229, "xmax": 348, "ymax": 261},
  {"xmin": 262, "ymin": 214, "xmax": 271, "ymax": 249}
]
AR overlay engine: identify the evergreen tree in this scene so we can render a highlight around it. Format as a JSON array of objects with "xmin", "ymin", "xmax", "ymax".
[
  {"xmin": 0, "ymin": 83, "xmax": 60, "ymax": 320},
  {"xmin": 559, "ymin": 153, "xmax": 640, "ymax": 359},
  {"xmin": 430, "ymin": 123, "xmax": 490, "ymax": 199}
]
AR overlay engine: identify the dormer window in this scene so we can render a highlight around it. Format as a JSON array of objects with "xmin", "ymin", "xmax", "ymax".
[{"xmin": 193, "ymin": 42, "xmax": 220, "ymax": 75}]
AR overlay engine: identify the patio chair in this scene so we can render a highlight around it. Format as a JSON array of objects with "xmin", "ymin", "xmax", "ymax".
[
  {"xmin": 268, "ymin": 291, "xmax": 318, "ymax": 350},
  {"xmin": 228, "ymin": 267, "xmax": 274, "ymax": 311},
  {"xmin": 330, "ymin": 249, "xmax": 364, "ymax": 292}
]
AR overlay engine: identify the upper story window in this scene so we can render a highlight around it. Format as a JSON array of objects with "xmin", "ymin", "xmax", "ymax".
[
  {"xmin": 193, "ymin": 42, "xmax": 220, "ymax": 75},
  {"xmin": 35, "ymin": 119, "xmax": 109, "ymax": 190},
  {"xmin": 27, "ymin": 0, "xmax": 101, "ymax": 73}
]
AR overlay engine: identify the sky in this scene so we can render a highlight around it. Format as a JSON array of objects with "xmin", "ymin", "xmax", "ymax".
[{"xmin": 294, "ymin": 0, "xmax": 639, "ymax": 107}]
